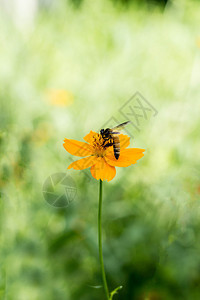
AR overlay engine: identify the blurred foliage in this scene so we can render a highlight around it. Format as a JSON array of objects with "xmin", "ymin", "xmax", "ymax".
[{"xmin": 0, "ymin": 0, "xmax": 200, "ymax": 299}]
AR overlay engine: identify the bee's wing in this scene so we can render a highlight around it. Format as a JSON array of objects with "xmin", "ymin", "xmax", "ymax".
[{"xmin": 111, "ymin": 121, "xmax": 130, "ymax": 133}]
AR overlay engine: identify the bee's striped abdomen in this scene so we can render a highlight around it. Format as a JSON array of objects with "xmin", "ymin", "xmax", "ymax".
[{"xmin": 113, "ymin": 135, "xmax": 120, "ymax": 159}]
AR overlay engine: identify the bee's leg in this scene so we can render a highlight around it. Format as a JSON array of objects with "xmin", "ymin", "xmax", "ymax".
[
  {"xmin": 102, "ymin": 138, "xmax": 109, "ymax": 146},
  {"xmin": 104, "ymin": 142, "xmax": 113, "ymax": 148}
]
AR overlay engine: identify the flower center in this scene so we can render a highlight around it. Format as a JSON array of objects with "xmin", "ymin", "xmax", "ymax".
[{"xmin": 91, "ymin": 133, "xmax": 112, "ymax": 157}]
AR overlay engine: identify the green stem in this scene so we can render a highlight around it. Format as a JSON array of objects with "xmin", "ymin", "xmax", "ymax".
[{"xmin": 98, "ymin": 179, "xmax": 109, "ymax": 300}]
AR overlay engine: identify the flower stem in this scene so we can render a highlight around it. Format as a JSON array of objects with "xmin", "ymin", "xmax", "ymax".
[{"xmin": 98, "ymin": 179, "xmax": 110, "ymax": 300}]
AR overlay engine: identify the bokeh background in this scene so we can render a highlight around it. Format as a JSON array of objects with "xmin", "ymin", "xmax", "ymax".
[{"xmin": 1, "ymin": 0, "xmax": 200, "ymax": 299}]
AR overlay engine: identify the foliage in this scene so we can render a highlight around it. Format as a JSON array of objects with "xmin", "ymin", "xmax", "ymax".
[{"xmin": 0, "ymin": 0, "xmax": 200, "ymax": 299}]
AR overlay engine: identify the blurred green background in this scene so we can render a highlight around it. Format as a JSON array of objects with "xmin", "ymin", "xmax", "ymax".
[{"xmin": 1, "ymin": 0, "xmax": 200, "ymax": 299}]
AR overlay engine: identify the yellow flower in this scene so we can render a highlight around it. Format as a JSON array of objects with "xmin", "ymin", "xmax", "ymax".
[
  {"xmin": 47, "ymin": 89, "xmax": 74, "ymax": 107},
  {"xmin": 63, "ymin": 131, "xmax": 145, "ymax": 182}
]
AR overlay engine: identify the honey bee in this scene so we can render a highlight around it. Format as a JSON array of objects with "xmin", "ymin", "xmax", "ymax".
[{"xmin": 100, "ymin": 121, "xmax": 130, "ymax": 160}]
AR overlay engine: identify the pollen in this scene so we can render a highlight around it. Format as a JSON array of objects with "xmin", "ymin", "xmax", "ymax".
[{"xmin": 91, "ymin": 133, "xmax": 110, "ymax": 157}]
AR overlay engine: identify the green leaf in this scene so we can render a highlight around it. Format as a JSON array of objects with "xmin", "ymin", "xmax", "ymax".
[{"xmin": 109, "ymin": 285, "xmax": 123, "ymax": 300}]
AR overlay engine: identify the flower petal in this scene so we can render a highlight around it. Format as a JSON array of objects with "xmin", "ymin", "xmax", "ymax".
[
  {"xmin": 90, "ymin": 158, "xmax": 116, "ymax": 182},
  {"xmin": 63, "ymin": 139, "xmax": 93, "ymax": 157},
  {"xmin": 83, "ymin": 131, "xmax": 97, "ymax": 144},
  {"xmin": 68, "ymin": 156, "xmax": 96, "ymax": 170},
  {"xmin": 105, "ymin": 148, "xmax": 145, "ymax": 167},
  {"xmin": 119, "ymin": 134, "xmax": 130, "ymax": 149}
]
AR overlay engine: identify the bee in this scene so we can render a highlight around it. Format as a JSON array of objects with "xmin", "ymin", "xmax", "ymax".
[{"xmin": 100, "ymin": 121, "xmax": 130, "ymax": 160}]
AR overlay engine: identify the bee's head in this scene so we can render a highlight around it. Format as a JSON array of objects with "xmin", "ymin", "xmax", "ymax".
[
  {"xmin": 100, "ymin": 128, "xmax": 110, "ymax": 138},
  {"xmin": 100, "ymin": 129, "xmax": 104, "ymax": 136}
]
